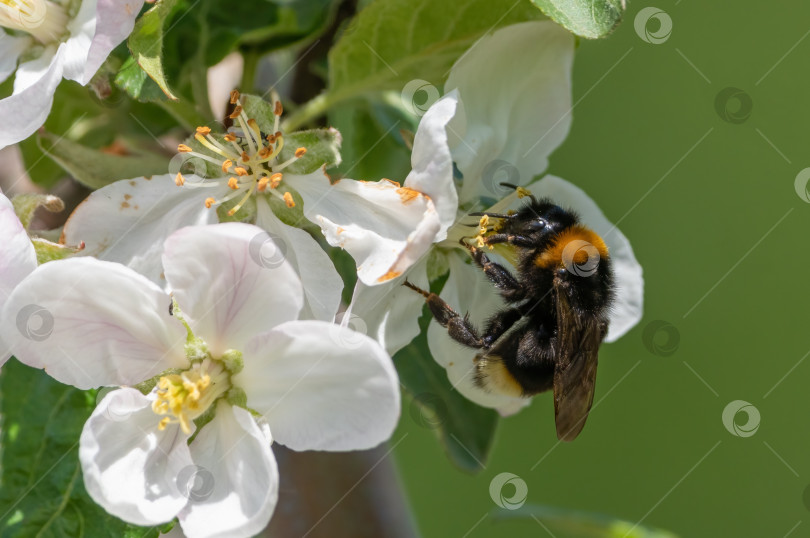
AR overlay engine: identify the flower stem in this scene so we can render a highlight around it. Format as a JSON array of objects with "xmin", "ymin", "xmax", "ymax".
[{"xmin": 282, "ymin": 93, "xmax": 334, "ymax": 131}]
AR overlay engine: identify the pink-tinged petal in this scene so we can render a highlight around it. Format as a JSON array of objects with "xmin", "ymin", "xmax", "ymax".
[
  {"xmin": 445, "ymin": 21, "xmax": 574, "ymax": 205},
  {"xmin": 0, "ymin": 48, "xmax": 63, "ymax": 150},
  {"xmin": 64, "ymin": 0, "xmax": 144, "ymax": 85},
  {"xmin": 404, "ymin": 93, "xmax": 459, "ymax": 235},
  {"xmin": 0, "ymin": 191, "xmax": 36, "ymax": 365},
  {"xmin": 162, "ymin": 223, "xmax": 304, "ymax": 356},
  {"xmin": 290, "ymin": 171, "xmax": 441, "ymax": 286},
  {"xmin": 526, "ymin": 175, "xmax": 644, "ymax": 342},
  {"xmin": 62, "ymin": 175, "xmax": 221, "ymax": 287},
  {"xmin": 178, "ymin": 403, "xmax": 278, "ymax": 538},
  {"xmin": 255, "ymin": 196, "xmax": 342, "ymax": 322},
  {"xmin": 0, "ymin": 258, "xmax": 187, "ymax": 389},
  {"xmin": 235, "ymin": 320, "xmax": 400, "ymax": 451},
  {"xmin": 0, "ymin": 32, "xmax": 30, "ymax": 84},
  {"xmin": 426, "ymin": 252, "xmax": 530, "ymax": 415},
  {"xmin": 346, "ymin": 257, "xmax": 430, "ymax": 356},
  {"xmin": 80, "ymin": 388, "xmax": 193, "ymax": 526}
]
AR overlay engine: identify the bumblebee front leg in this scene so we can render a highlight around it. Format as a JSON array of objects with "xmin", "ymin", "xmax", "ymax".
[
  {"xmin": 481, "ymin": 233, "xmax": 534, "ymax": 248},
  {"xmin": 460, "ymin": 240, "xmax": 525, "ymax": 302},
  {"xmin": 403, "ymin": 281, "xmax": 485, "ymax": 349}
]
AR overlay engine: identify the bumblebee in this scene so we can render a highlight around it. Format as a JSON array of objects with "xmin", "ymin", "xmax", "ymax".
[{"xmin": 405, "ymin": 185, "xmax": 614, "ymax": 441}]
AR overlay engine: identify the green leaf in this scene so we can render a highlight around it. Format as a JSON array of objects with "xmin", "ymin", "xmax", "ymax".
[
  {"xmin": 0, "ymin": 359, "xmax": 168, "ymax": 537},
  {"xmin": 127, "ymin": 0, "xmax": 180, "ymax": 100},
  {"xmin": 495, "ymin": 504, "xmax": 680, "ymax": 538},
  {"xmin": 394, "ymin": 309, "xmax": 499, "ymax": 473},
  {"xmin": 114, "ymin": 56, "xmax": 172, "ymax": 103},
  {"xmin": 31, "ymin": 238, "xmax": 83, "ymax": 264},
  {"xmin": 529, "ymin": 0, "xmax": 624, "ymax": 39},
  {"xmin": 327, "ymin": 0, "xmax": 543, "ymax": 105},
  {"xmin": 37, "ymin": 131, "xmax": 170, "ymax": 190},
  {"xmin": 328, "ymin": 96, "xmax": 414, "ymax": 181}
]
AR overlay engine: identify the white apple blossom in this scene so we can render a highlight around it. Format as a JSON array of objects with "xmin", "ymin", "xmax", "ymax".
[
  {"xmin": 60, "ymin": 89, "xmax": 435, "ymax": 320},
  {"xmin": 0, "ymin": 223, "xmax": 400, "ymax": 538},
  {"xmin": 0, "ymin": 0, "xmax": 143, "ymax": 149},
  {"xmin": 0, "ymin": 189, "xmax": 36, "ymax": 366},
  {"xmin": 312, "ymin": 21, "xmax": 645, "ymax": 414}
]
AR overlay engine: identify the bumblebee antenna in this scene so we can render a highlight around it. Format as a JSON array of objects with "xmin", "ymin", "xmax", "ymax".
[
  {"xmin": 500, "ymin": 182, "xmax": 538, "ymax": 204},
  {"xmin": 469, "ymin": 212, "xmax": 514, "ymax": 219}
]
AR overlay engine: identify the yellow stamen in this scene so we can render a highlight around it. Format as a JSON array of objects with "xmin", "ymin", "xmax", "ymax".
[
  {"xmin": 283, "ymin": 192, "xmax": 295, "ymax": 208},
  {"xmin": 295, "ymin": 147, "xmax": 307, "ymax": 158},
  {"xmin": 221, "ymin": 159, "xmax": 233, "ymax": 173},
  {"xmin": 178, "ymin": 144, "xmax": 192, "ymax": 153},
  {"xmin": 269, "ymin": 173, "xmax": 283, "ymax": 189},
  {"xmin": 274, "ymin": 101, "xmax": 283, "ymax": 116},
  {"xmin": 257, "ymin": 176, "xmax": 270, "ymax": 192},
  {"xmin": 229, "ymin": 89, "xmax": 240, "ymax": 104},
  {"xmin": 227, "ymin": 177, "xmax": 239, "ymax": 189},
  {"xmin": 175, "ymin": 173, "xmax": 185, "ymax": 186},
  {"xmin": 194, "ymin": 133, "xmax": 231, "ymax": 159},
  {"xmin": 204, "ymin": 197, "xmax": 215, "ymax": 209},
  {"xmin": 229, "ymin": 106, "xmax": 243, "ymax": 119},
  {"xmin": 241, "ymin": 151, "xmax": 250, "ymax": 163},
  {"xmin": 151, "ymin": 360, "xmax": 230, "ymax": 435},
  {"xmin": 224, "ymin": 133, "xmax": 237, "ymax": 142},
  {"xmin": 234, "ymin": 167, "xmax": 249, "ymax": 176},
  {"xmin": 516, "ymin": 187, "xmax": 532, "ymax": 199},
  {"xmin": 258, "ymin": 147, "xmax": 272, "ymax": 159},
  {"xmin": 196, "ymin": 126, "xmax": 211, "ymax": 136}
]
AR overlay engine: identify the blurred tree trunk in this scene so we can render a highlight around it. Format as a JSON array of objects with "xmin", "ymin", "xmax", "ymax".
[{"xmin": 263, "ymin": 444, "xmax": 419, "ymax": 538}]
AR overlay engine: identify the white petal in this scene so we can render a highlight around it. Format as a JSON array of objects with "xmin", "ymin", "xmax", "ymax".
[
  {"xmin": 162, "ymin": 223, "xmax": 304, "ymax": 356},
  {"xmin": 0, "ymin": 191, "xmax": 36, "ymax": 365},
  {"xmin": 0, "ymin": 47, "xmax": 62, "ymax": 149},
  {"xmin": 445, "ymin": 21, "xmax": 574, "ymax": 205},
  {"xmin": 178, "ymin": 402, "xmax": 278, "ymax": 538},
  {"xmin": 234, "ymin": 320, "xmax": 401, "ymax": 451},
  {"xmin": 404, "ymin": 93, "xmax": 459, "ymax": 234},
  {"xmin": 426, "ymin": 252, "xmax": 529, "ymax": 414},
  {"xmin": 346, "ymin": 257, "xmax": 429, "ymax": 356},
  {"xmin": 255, "ymin": 196, "xmax": 342, "ymax": 322},
  {"xmin": 0, "ymin": 32, "xmax": 30, "ymax": 85},
  {"xmin": 525, "ymin": 175, "xmax": 644, "ymax": 341},
  {"xmin": 80, "ymin": 388, "xmax": 193, "ymax": 526},
  {"xmin": 291, "ymin": 171, "xmax": 441, "ymax": 286},
  {"xmin": 62, "ymin": 175, "xmax": 221, "ymax": 287},
  {"xmin": 63, "ymin": 0, "xmax": 144, "ymax": 85},
  {"xmin": 0, "ymin": 257, "xmax": 187, "ymax": 389}
]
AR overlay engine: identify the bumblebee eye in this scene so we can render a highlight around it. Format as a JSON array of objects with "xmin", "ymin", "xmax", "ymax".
[{"xmin": 527, "ymin": 219, "xmax": 547, "ymax": 231}]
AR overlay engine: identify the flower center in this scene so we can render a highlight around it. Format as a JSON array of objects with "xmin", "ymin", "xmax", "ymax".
[
  {"xmin": 152, "ymin": 358, "xmax": 232, "ymax": 434},
  {"xmin": 176, "ymin": 90, "xmax": 307, "ymax": 217},
  {"xmin": 0, "ymin": 0, "xmax": 68, "ymax": 44}
]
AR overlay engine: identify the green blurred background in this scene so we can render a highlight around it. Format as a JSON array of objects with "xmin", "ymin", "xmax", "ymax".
[{"xmin": 392, "ymin": 1, "xmax": 810, "ymax": 536}]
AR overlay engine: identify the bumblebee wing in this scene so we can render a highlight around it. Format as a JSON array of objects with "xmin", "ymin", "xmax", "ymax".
[{"xmin": 552, "ymin": 286, "xmax": 607, "ymax": 442}]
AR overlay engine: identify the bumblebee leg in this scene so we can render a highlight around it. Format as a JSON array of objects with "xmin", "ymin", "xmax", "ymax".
[
  {"xmin": 481, "ymin": 307, "xmax": 524, "ymax": 347},
  {"xmin": 460, "ymin": 241, "xmax": 526, "ymax": 302},
  {"xmin": 402, "ymin": 281, "xmax": 485, "ymax": 348},
  {"xmin": 481, "ymin": 233, "xmax": 535, "ymax": 248}
]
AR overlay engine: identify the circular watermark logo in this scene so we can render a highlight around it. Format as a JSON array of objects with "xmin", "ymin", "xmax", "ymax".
[
  {"xmin": 248, "ymin": 231, "xmax": 287, "ymax": 269},
  {"xmin": 176, "ymin": 465, "xmax": 216, "ymax": 502},
  {"xmin": 401, "ymin": 79, "xmax": 440, "ymax": 117},
  {"xmin": 16, "ymin": 304, "xmax": 54, "ymax": 341},
  {"xmin": 409, "ymin": 392, "xmax": 448, "ymax": 429},
  {"xmin": 642, "ymin": 320, "xmax": 680, "ymax": 357},
  {"xmin": 330, "ymin": 312, "xmax": 369, "ymax": 350},
  {"xmin": 714, "ymin": 87, "xmax": 753, "ymax": 124},
  {"xmin": 721, "ymin": 400, "xmax": 760, "ymax": 438},
  {"xmin": 634, "ymin": 7, "xmax": 673, "ymax": 44},
  {"xmin": 489, "ymin": 472, "xmax": 528, "ymax": 510},
  {"xmin": 561, "ymin": 240, "xmax": 600, "ymax": 277},
  {"xmin": 794, "ymin": 168, "xmax": 810, "ymax": 203},
  {"xmin": 482, "ymin": 160, "xmax": 520, "ymax": 197},
  {"xmin": 9, "ymin": 0, "xmax": 47, "ymax": 29},
  {"xmin": 168, "ymin": 153, "xmax": 210, "ymax": 185}
]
